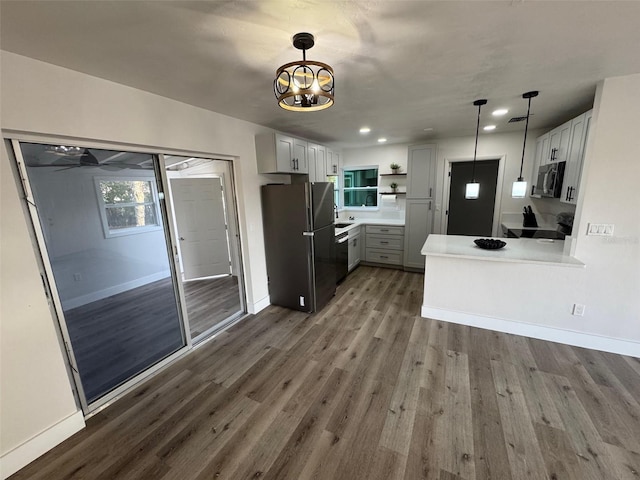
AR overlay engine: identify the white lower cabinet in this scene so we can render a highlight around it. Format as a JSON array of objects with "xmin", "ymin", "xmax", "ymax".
[
  {"xmin": 404, "ymin": 199, "xmax": 433, "ymax": 269},
  {"xmin": 347, "ymin": 226, "xmax": 361, "ymax": 272},
  {"xmin": 364, "ymin": 225, "xmax": 404, "ymax": 267}
]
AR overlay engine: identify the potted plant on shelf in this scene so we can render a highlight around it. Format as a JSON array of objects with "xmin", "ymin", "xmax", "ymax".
[
  {"xmin": 390, "ymin": 182, "xmax": 398, "ymax": 193},
  {"xmin": 390, "ymin": 163, "xmax": 401, "ymax": 174}
]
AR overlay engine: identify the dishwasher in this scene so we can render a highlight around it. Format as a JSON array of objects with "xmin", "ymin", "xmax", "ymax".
[{"xmin": 335, "ymin": 231, "xmax": 349, "ymax": 283}]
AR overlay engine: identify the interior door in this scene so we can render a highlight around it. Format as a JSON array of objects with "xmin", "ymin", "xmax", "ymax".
[
  {"xmin": 170, "ymin": 178, "xmax": 231, "ymax": 280},
  {"xmin": 447, "ymin": 160, "xmax": 499, "ymax": 236}
]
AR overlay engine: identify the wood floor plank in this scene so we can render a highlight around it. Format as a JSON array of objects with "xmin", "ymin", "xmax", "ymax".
[
  {"xmin": 605, "ymin": 443, "xmax": 640, "ymax": 480},
  {"xmin": 491, "ymin": 359, "xmax": 548, "ymax": 480},
  {"xmin": 533, "ymin": 423, "xmax": 584, "ymax": 480}
]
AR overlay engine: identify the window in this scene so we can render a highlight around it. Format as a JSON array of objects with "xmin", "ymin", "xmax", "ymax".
[
  {"xmin": 343, "ymin": 167, "xmax": 378, "ymax": 207},
  {"xmin": 95, "ymin": 178, "xmax": 161, "ymax": 237}
]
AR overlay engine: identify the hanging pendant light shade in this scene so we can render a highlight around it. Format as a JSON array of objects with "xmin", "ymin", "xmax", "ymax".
[
  {"xmin": 512, "ymin": 91, "xmax": 539, "ymax": 198},
  {"xmin": 274, "ymin": 33, "xmax": 334, "ymax": 112},
  {"xmin": 465, "ymin": 99, "xmax": 487, "ymax": 199}
]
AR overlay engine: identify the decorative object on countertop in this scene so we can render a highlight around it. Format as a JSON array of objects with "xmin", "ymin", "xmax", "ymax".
[
  {"xmin": 390, "ymin": 163, "xmax": 401, "ymax": 173},
  {"xmin": 512, "ymin": 90, "xmax": 539, "ymax": 198},
  {"xmin": 274, "ymin": 32, "xmax": 334, "ymax": 112},
  {"xmin": 522, "ymin": 205, "xmax": 538, "ymax": 227},
  {"xmin": 474, "ymin": 238, "xmax": 507, "ymax": 250},
  {"xmin": 390, "ymin": 182, "xmax": 398, "ymax": 192},
  {"xmin": 466, "ymin": 99, "xmax": 487, "ymax": 199},
  {"xmin": 556, "ymin": 211, "xmax": 574, "ymax": 235}
]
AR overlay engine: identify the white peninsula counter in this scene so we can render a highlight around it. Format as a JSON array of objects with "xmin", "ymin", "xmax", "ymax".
[{"xmin": 417, "ymin": 234, "xmax": 610, "ymax": 354}]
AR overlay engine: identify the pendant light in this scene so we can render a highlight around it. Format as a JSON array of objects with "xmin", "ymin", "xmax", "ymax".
[
  {"xmin": 465, "ymin": 99, "xmax": 487, "ymax": 199},
  {"xmin": 274, "ymin": 33, "xmax": 334, "ymax": 112},
  {"xmin": 512, "ymin": 91, "xmax": 539, "ymax": 198}
]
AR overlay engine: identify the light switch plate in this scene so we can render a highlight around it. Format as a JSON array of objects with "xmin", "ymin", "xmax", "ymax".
[{"xmin": 587, "ymin": 223, "xmax": 614, "ymax": 236}]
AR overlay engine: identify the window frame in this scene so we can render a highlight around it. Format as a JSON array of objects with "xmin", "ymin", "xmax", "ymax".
[
  {"xmin": 94, "ymin": 176, "xmax": 163, "ymax": 238},
  {"xmin": 342, "ymin": 165, "xmax": 379, "ymax": 209}
]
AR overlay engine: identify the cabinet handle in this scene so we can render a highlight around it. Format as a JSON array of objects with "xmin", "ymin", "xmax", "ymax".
[
  {"xmin": 354, "ymin": 239, "xmax": 357, "ymax": 247},
  {"xmin": 380, "ymin": 255, "xmax": 389, "ymax": 259},
  {"xmin": 333, "ymin": 164, "xmax": 337, "ymax": 174},
  {"xmin": 550, "ymin": 148, "xmax": 558, "ymax": 162},
  {"xmin": 429, "ymin": 187, "xmax": 432, "ymax": 197},
  {"xmin": 568, "ymin": 186, "xmax": 574, "ymax": 201},
  {"xmin": 380, "ymin": 229, "xmax": 389, "ymax": 232},
  {"xmin": 428, "ymin": 201, "xmax": 432, "ymax": 211},
  {"xmin": 380, "ymin": 241, "xmax": 389, "ymax": 244}
]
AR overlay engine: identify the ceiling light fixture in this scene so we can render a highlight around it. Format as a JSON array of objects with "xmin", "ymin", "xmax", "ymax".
[
  {"xmin": 378, "ymin": 138, "xmax": 387, "ymax": 143},
  {"xmin": 274, "ymin": 33, "xmax": 334, "ymax": 112},
  {"xmin": 359, "ymin": 127, "xmax": 371, "ymax": 134},
  {"xmin": 512, "ymin": 90, "xmax": 539, "ymax": 198},
  {"xmin": 465, "ymin": 99, "xmax": 487, "ymax": 200},
  {"xmin": 483, "ymin": 125, "xmax": 496, "ymax": 131},
  {"xmin": 492, "ymin": 108, "xmax": 508, "ymax": 116}
]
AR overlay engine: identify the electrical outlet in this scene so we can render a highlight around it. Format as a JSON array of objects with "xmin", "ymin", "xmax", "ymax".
[{"xmin": 572, "ymin": 303, "xmax": 585, "ymax": 316}]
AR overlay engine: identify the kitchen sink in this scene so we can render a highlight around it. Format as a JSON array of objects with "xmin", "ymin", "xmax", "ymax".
[{"xmin": 335, "ymin": 222, "xmax": 353, "ymax": 228}]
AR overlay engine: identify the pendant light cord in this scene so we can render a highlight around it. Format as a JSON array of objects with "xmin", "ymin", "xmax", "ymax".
[
  {"xmin": 519, "ymin": 96, "xmax": 532, "ymax": 181},
  {"xmin": 472, "ymin": 102, "xmax": 483, "ymax": 182}
]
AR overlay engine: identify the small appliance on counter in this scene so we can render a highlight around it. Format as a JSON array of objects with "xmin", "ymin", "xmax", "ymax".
[
  {"xmin": 522, "ymin": 205, "xmax": 538, "ymax": 227},
  {"xmin": 556, "ymin": 211, "xmax": 575, "ymax": 235}
]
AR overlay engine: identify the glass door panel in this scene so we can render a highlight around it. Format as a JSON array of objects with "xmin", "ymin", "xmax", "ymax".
[{"xmin": 19, "ymin": 142, "xmax": 187, "ymax": 405}]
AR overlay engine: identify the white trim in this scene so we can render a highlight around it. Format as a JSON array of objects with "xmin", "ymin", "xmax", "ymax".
[
  {"xmin": 0, "ymin": 411, "xmax": 85, "ymax": 480},
  {"xmin": 61, "ymin": 271, "xmax": 171, "ymax": 310},
  {"xmin": 250, "ymin": 295, "xmax": 271, "ymax": 314},
  {"xmin": 421, "ymin": 306, "xmax": 640, "ymax": 358}
]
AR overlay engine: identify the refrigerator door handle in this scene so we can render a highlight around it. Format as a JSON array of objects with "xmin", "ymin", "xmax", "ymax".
[{"xmin": 303, "ymin": 231, "xmax": 315, "ymax": 236}]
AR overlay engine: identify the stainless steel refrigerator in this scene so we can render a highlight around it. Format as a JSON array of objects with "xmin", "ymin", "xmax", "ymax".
[{"xmin": 261, "ymin": 182, "xmax": 336, "ymax": 312}]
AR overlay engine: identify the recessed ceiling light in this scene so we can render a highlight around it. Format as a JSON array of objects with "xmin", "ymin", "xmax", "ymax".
[
  {"xmin": 377, "ymin": 138, "xmax": 387, "ymax": 143},
  {"xmin": 483, "ymin": 125, "xmax": 496, "ymax": 131},
  {"xmin": 359, "ymin": 127, "xmax": 371, "ymax": 134},
  {"xmin": 492, "ymin": 108, "xmax": 508, "ymax": 116},
  {"xmin": 423, "ymin": 127, "xmax": 434, "ymax": 132}
]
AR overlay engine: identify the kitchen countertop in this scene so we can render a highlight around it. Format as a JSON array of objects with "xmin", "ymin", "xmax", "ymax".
[
  {"xmin": 421, "ymin": 234, "xmax": 584, "ymax": 268},
  {"xmin": 335, "ymin": 218, "xmax": 404, "ymax": 236}
]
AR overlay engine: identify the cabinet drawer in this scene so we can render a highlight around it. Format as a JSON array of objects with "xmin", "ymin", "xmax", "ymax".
[
  {"xmin": 366, "ymin": 234, "xmax": 403, "ymax": 250},
  {"xmin": 365, "ymin": 225, "xmax": 404, "ymax": 235},
  {"xmin": 365, "ymin": 249, "xmax": 403, "ymax": 265}
]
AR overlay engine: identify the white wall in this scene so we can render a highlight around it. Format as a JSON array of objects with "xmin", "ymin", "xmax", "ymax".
[
  {"xmin": 421, "ymin": 72, "xmax": 640, "ymax": 355},
  {"xmin": 572, "ymin": 73, "xmax": 640, "ymax": 341},
  {"xmin": 0, "ymin": 51, "xmax": 277, "ymax": 474}
]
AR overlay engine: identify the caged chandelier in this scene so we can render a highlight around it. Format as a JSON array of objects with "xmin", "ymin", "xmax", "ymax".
[{"xmin": 274, "ymin": 32, "xmax": 334, "ymax": 112}]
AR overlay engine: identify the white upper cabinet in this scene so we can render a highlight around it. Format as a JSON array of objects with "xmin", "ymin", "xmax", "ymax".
[
  {"xmin": 315, "ymin": 144, "xmax": 327, "ymax": 181},
  {"xmin": 561, "ymin": 110, "xmax": 592, "ymax": 204},
  {"xmin": 407, "ymin": 144, "xmax": 436, "ymax": 198},
  {"xmin": 548, "ymin": 120, "xmax": 571, "ymax": 163},
  {"xmin": 307, "ymin": 143, "xmax": 318, "ymax": 182},
  {"xmin": 326, "ymin": 149, "xmax": 341, "ymax": 176},
  {"xmin": 256, "ymin": 132, "xmax": 308, "ymax": 174}
]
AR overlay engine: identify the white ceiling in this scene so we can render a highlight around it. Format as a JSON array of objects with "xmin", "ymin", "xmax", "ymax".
[{"xmin": 2, "ymin": 1, "xmax": 640, "ymax": 149}]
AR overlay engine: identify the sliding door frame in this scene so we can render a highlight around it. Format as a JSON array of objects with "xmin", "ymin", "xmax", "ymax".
[{"xmin": 6, "ymin": 132, "xmax": 247, "ymax": 414}]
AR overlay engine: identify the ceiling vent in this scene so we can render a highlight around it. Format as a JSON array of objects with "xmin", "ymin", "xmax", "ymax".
[{"xmin": 508, "ymin": 116, "xmax": 527, "ymax": 123}]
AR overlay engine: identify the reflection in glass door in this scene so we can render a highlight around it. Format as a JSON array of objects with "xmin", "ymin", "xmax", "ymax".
[
  {"xmin": 16, "ymin": 142, "xmax": 187, "ymax": 408},
  {"xmin": 164, "ymin": 156, "xmax": 246, "ymax": 341}
]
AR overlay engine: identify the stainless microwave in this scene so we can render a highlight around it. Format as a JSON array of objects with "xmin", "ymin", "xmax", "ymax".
[{"xmin": 533, "ymin": 161, "xmax": 565, "ymax": 198}]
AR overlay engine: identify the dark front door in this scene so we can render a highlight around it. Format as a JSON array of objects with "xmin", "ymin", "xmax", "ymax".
[{"xmin": 447, "ymin": 159, "xmax": 500, "ymax": 236}]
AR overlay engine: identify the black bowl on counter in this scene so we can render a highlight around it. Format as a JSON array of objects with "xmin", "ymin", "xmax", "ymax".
[{"xmin": 474, "ymin": 238, "xmax": 506, "ymax": 250}]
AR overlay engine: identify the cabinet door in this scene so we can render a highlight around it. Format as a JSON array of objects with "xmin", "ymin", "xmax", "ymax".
[
  {"xmin": 275, "ymin": 133, "xmax": 295, "ymax": 173},
  {"xmin": 348, "ymin": 233, "xmax": 361, "ymax": 271},
  {"xmin": 316, "ymin": 145, "xmax": 326, "ymax": 181},
  {"xmin": 404, "ymin": 199, "xmax": 433, "ymax": 269},
  {"xmin": 326, "ymin": 149, "xmax": 340, "ymax": 176},
  {"xmin": 561, "ymin": 113, "xmax": 586, "ymax": 204},
  {"xmin": 407, "ymin": 144, "xmax": 436, "ymax": 198},
  {"xmin": 549, "ymin": 120, "xmax": 571, "ymax": 163},
  {"xmin": 537, "ymin": 133, "xmax": 551, "ymax": 167},
  {"xmin": 307, "ymin": 143, "xmax": 318, "ymax": 182},
  {"xmin": 293, "ymin": 138, "xmax": 308, "ymax": 173}
]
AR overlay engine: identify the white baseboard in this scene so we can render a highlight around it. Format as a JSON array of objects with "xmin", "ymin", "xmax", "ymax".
[
  {"xmin": 1, "ymin": 410, "xmax": 85, "ymax": 479},
  {"xmin": 421, "ymin": 306, "xmax": 640, "ymax": 358},
  {"xmin": 62, "ymin": 271, "xmax": 171, "ymax": 309},
  {"xmin": 249, "ymin": 295, "xmax": 270, "ymax": 314}
]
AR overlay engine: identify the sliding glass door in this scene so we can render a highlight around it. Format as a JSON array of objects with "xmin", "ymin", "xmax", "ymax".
[{"xmin": 16, "ymin": 142, "xmax": 187, "ymax": 408}]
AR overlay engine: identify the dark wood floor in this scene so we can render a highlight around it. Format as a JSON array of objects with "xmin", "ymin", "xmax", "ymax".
[
  {"xmin": 183, "ymin": 275, "xmax": 242, "ymax": 338},
  {"xmin": 14, "ymin": 267, "xmax": 640, "ymax": 479}
]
